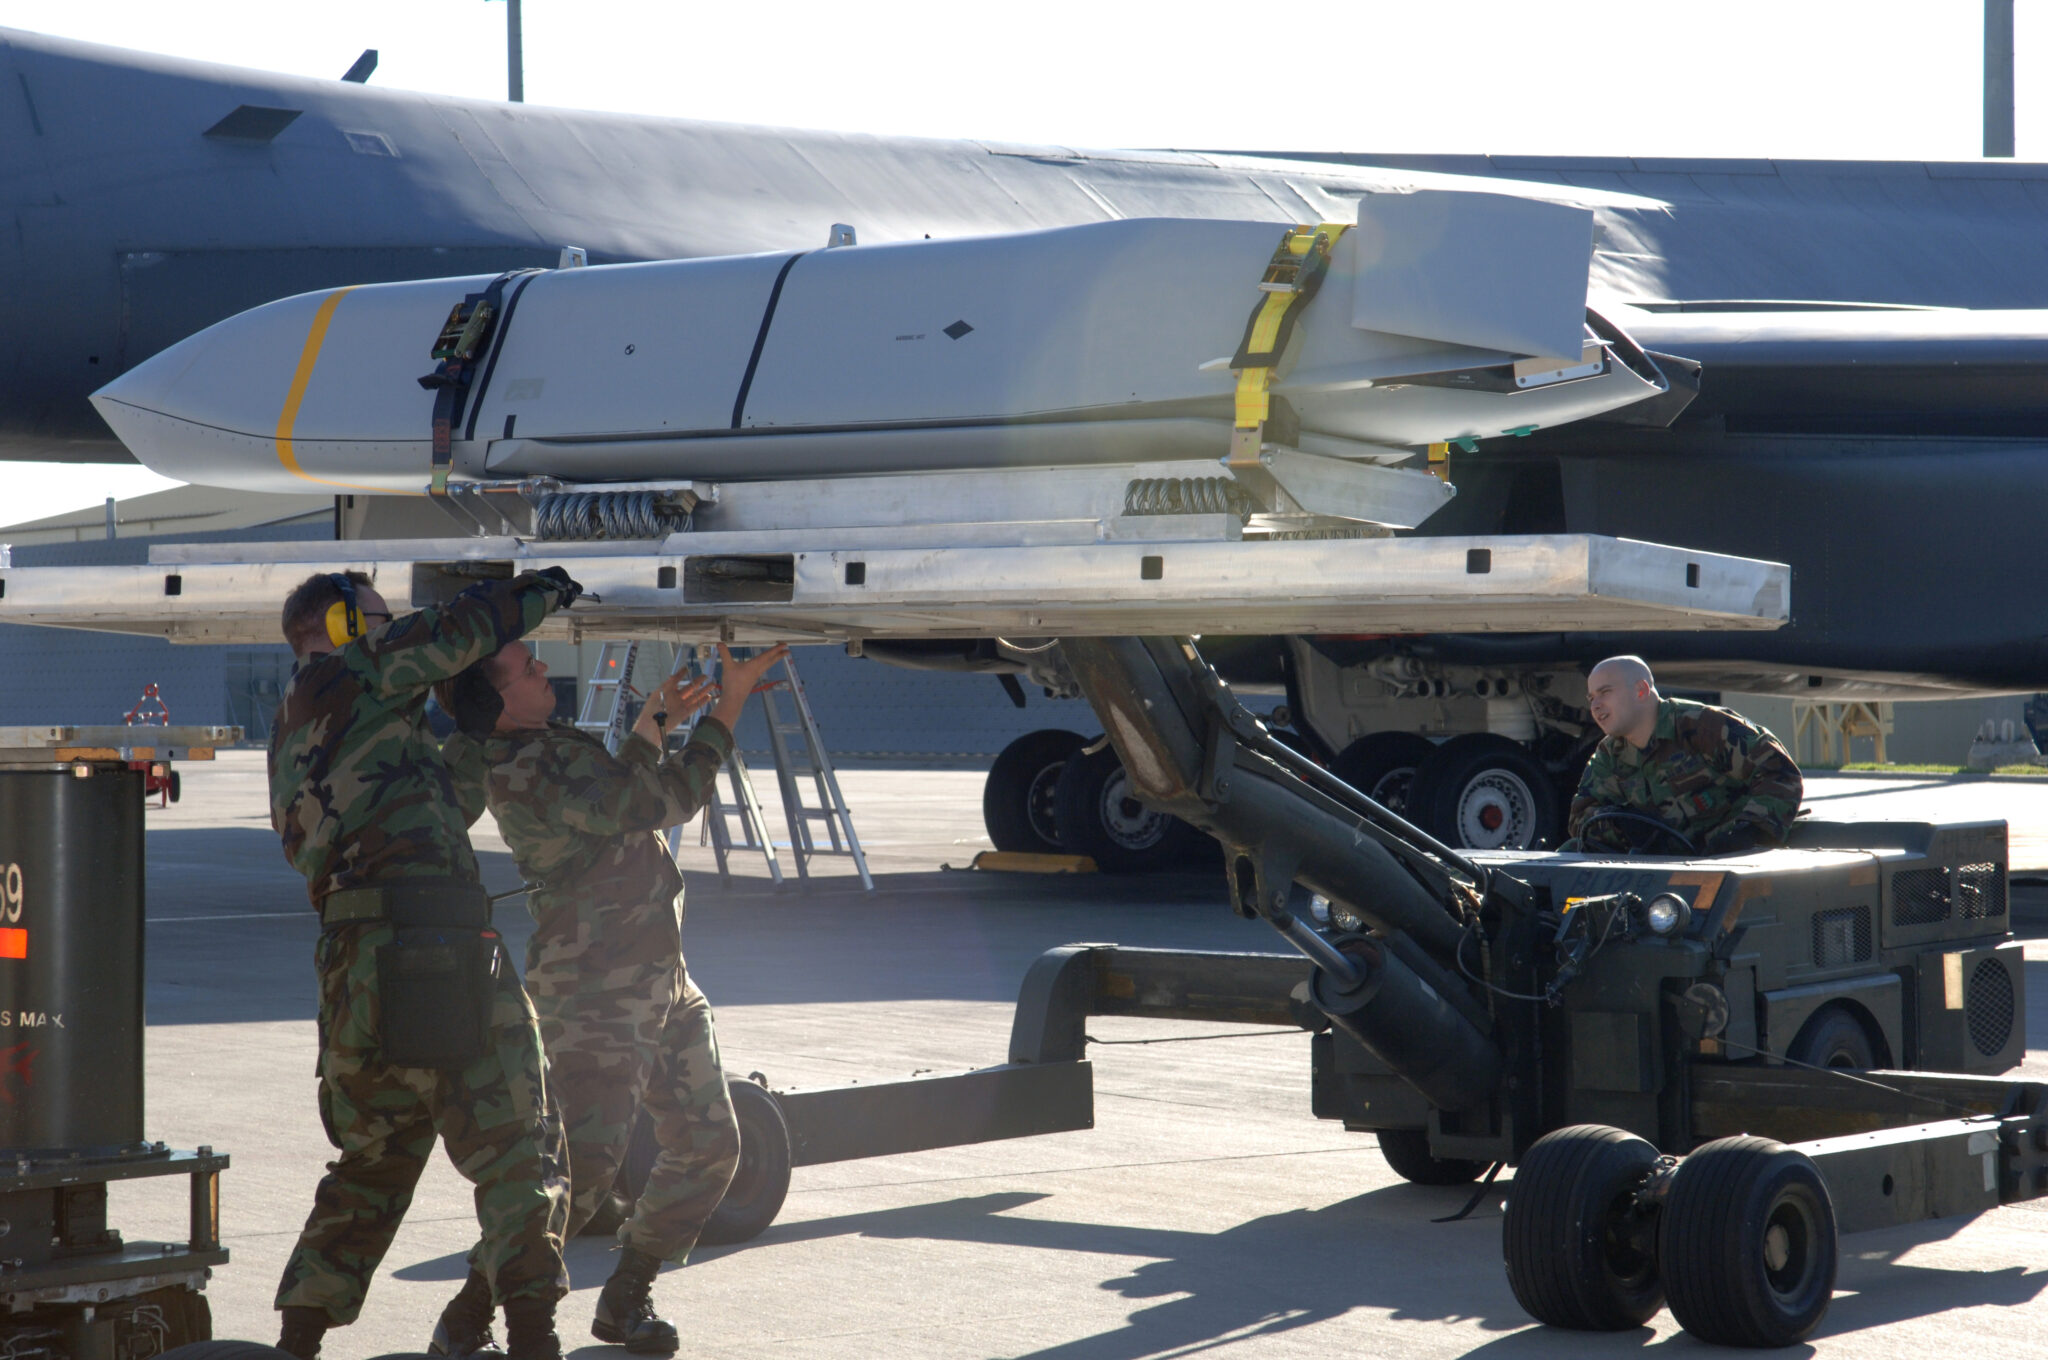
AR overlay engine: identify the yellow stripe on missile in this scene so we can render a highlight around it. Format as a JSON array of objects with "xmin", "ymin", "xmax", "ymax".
[{"xmin": 274, "ymin": 287, "xmax": 421, "ymax": 494}]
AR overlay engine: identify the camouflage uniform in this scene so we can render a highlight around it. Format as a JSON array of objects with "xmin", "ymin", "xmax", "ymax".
[
  {"xmin": 269, "ymin": 573, "xmax": 574, "ymax": 1326},
  {"xmin": 1568, "ymin": 697, "xmax": 1802, "ymax": 853},
  {"xmin": 446, "ymin": 718, "xmax": 740, "ymax": 1265}
]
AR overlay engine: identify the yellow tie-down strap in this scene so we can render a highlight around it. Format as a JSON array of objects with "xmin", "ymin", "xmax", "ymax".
[{"xmin": 1230, "ymin": 222, "xmax": 1349, "ymax": 459}]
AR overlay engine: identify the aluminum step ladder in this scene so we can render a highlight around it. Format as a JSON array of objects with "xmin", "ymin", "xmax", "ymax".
[
  {"xmin": 750, "ymin": 649, "xmax": 872, "ymax": 889},
  {"xmin": 666, "ymin": 644, "xmax": 787, "ymax": 887},
  {"xmin": 574, "ymin": 640, "xmax": 641, "ymax": 752}
]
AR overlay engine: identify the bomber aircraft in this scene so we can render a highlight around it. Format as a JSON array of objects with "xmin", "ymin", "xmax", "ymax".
[{"xmin": 3, "ymin": 27, "xmax": 2047, "ymax": 859}]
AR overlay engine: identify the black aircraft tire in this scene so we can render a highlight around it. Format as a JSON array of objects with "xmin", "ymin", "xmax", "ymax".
[
  {"xmin": 1053, "ymin": 745, "xmax": 1200, "ymax": 874},
  {"xmin": 1411, "ymin": 734, "xmax": 1561, "ymax": 851},
  {"xmin": 1376, "ymin": 1126, "xmax": 1487, "ymax": 1186},
  {"xmin": 697, "ymin": 1079, "xmax": 794, "ymax": 1247},
  {"xmin": 1785, "ymin": 1005, "xmax": 1878, "ymax": 1070},
  {"xmin": 1658, "ymin": 1136, "xmax": 1837, "ymax": 1348},
  {"xmin": 1503, "ymin": 1124, "xmax": 1664, "ymax": 1331},
  {"xmin": 983, "ymin": 729, "xmax": 1087, "ymax": 853},
  {"xmin": 1331, "ymin": 732, "xmax": 1436, "ymax": 816},
  {"xmin": 156, "ymin": 1345, "xmax": 293, "ymax": 1360}
]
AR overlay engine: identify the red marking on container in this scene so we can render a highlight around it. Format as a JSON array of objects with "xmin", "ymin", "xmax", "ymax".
[
  {"xmin": 0, "ymin": 1042, "xmax": 33, "ymax": 1101},
  {"xmin": 0, "ymin": 930, "xmax": 26, "ymax": 960}
]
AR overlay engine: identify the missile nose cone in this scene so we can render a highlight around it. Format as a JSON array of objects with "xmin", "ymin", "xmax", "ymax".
[{"xmin": 89, "ymin": 277, "xmax": 491, "ymax": 495}]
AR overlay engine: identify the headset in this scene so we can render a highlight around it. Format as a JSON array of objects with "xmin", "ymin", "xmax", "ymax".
[{"xmin": 323, "ymin": 573, "xmax": 365, "ymax": 648}]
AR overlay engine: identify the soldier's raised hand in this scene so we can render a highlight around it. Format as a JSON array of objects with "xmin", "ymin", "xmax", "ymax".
[
  {"xmin": 707, "ymin": 643, "xmax": 791, "ymax": 733},
  {"xmin": 632, "ymin": 672, "xmax": 717, "ymax": 746}
]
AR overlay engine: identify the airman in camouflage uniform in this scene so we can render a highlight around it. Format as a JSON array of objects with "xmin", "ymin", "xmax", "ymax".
[
  {"xmin": 438, "ymin": 640, "xmax": 787, "ymax": 1355},
  {"xmin": 267, "ymin": 568, "xmax": 580, "ymax": 1360},
  {"xmin": 1568, "ymin": 655, "xmax": 1802, "ymax": 854}
]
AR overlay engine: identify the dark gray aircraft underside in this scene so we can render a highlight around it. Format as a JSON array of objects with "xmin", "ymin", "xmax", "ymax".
[{"xmin": 2, "ymin": 27, "xmax": 2044, "ymax": 699}]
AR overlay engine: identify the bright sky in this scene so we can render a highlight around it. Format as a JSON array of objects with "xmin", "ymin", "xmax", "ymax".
[{"xmin": 3, "ymin": 0, "xmax": 2041, "ymax": 527}]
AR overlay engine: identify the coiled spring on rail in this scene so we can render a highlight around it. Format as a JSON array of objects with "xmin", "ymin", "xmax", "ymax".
[
  {"xmin": 532, "ymin": 492, "xmax": 691, "ymax": 541},
  {"xmin": 1122, "ymin": 477, "xmax": 1255, "ymax": 520}
]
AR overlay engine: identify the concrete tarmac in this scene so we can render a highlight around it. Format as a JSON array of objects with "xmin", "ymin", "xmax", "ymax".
[{"xmin": 117, "ymin": 754, "xmax": 2048, "ymax": 1358}]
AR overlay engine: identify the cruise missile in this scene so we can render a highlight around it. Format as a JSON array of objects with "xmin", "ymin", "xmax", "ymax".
[{"xmin": 92, "ymin": 193, "xmax": 1679, "ymax": 531}]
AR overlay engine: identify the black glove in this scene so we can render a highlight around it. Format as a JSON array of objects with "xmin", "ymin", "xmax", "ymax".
[
  {"xmin": 1582, "ymin": 806, "xmax": 1687, "ymax": 854},
  {"xmin": 1704, "ymin": 821, "xmax": 1769, "ymax": 855},
  {"xmin": 533, "ymin": 565, "xmax": 584, "ymax": 608},
  {"xmin": 447, "ymin": 665, "xmax": 505, "ymax": 738}
]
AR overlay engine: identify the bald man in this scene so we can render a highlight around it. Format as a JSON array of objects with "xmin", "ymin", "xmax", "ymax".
[{"xmin": 1567, "ymin": 656, "xmax": 1803, "ymax": 855}]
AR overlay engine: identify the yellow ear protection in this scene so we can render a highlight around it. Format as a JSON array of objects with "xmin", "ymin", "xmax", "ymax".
[{"xmin": 323, "ymin": 573, "xmax": 364, "ymax": 648}]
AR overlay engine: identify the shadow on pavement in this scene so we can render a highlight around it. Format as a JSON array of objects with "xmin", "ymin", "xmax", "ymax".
[
  {"xmin": 141, "ymin": 824, "xmax": 1269, "ymax": 1024},
  {"xmin": 714, "ymin": 1185, "xmax": 1539, "ymax": 1355},
  {"xmin": 716, "ymin": 1186, "xmax": 2048, "ymax": 1359}
]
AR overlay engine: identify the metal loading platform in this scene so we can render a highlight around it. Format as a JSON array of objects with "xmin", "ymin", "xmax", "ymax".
[{"xmin": 0, "ymin": 531, "xmax": 1787, "ymax": 645}]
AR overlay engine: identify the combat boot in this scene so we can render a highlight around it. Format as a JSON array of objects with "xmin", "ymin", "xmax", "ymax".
[
  {"xmin": 591, "ymin": 1246, "xmax": 679, "ymax": 1354},
  {"xmin": 503, "ymin": 1298, "xmax": 563, "ymax": 1360},
  {"xmin": 277, "ymin": 1305, "xmax": 329, "ymax": 1360},
  {"xmin": 429, "ymin": 1268, "xmax": 507, "ymax": 1358}
]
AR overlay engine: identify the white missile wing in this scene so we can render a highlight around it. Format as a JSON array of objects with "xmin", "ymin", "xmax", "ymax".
[{"xmin": 91, "ymin": 196, "xmax": 1672, "ymax": 502}]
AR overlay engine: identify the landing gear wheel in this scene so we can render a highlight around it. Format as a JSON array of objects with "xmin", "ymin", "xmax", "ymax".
[
  {"xmin": 1657, "ymin": 1135, "xmax": 1837, "ymax": 1347},
  {"xmin": 1376, "ymin": 1126, "xmax": 1486, "ymax": 1185},
  {"xmin": 698, "ymin": 1078, "xmax": 793, "ymax": 1246},
  {"xmin": 982, "ymin": 729, "xmax": 1086, "ymax": 853},
  {"xmin": 1053, "ymin": 744, "xmax": 1201, "ymax": 873},
  {"xmin": 1410, "ymin": 734, "xmax": 1560, "ymax": 851},
  {"xmin": 1785, "ymin": 1004, "xmax": 1878, "ymax": 1070},
  {"xmin": 1331, "ymin": 732, "xmax": 1435, "ymax": 815},
  {"xmin": 1503, "ymin": 1124, "xmax": 1664, "ymax": 1331}
]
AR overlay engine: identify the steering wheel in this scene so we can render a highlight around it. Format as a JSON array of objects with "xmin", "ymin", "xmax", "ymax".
[{"xmin": 1575, "ymin": 808, "xmax": 1696, "ymax": 856}]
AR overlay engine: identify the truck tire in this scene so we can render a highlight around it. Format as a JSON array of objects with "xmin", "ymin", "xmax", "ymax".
[
  {"xmin": 1786, "ymin": 1005, "xmax": 1879, "ymax": 1069},
  {"xmin": 593, "ymin": 1077, "xmax": 793, "ymax": 1247},
  {"xmin": 982, "ymin": 729, "xmax": 1086, "ymax": 853},
  {"xmin": 1503, "ymin": 1124, "xmax": 1664, "ymax": 1331},
  {"xmin": 1410, "ymin": 734, "xmax": 1560, "ymax": 851},
  {"xmin": 697, "ymin": 1078, "xmax": 793, "ymax": 1246},
  {"xmin": 1331, "ymin": 732, "xmax": 1435, "ymax": 815},
  {"xmin": 1376, "ymin": 1126, "xmax": 1487, "ymax": 1185},
  {"xmin": 1053, "ymin": 744, "xmax": 1201, "ymax": 873},
  {"xmin": 1658, "ymin": 1135, "xmax": 1837, "ymax": 1347}
]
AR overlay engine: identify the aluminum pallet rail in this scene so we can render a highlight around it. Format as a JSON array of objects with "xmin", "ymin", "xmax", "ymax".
[{"xmin": 0, "ymin": 533, "xmax": 1787, "ymax": 645}]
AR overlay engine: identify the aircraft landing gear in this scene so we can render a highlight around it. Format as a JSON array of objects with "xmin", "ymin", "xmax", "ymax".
[
  {"xmin": 1330, "ymin": 732, "xmax": 1433, "ymax": 815},
  {"xmin": 981, "ymin": 729, "xmax": 1085, "ymax": 854},
  {"xmin": 1408, "ymin": 734, "xmax": 1562, "ymax": 851},
  {"xmin": 1053, "ymin": 744, "xmax": 1205, "ymax": 873}
]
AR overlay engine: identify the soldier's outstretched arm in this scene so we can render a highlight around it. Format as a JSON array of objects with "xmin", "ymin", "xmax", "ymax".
[
  {"xmin": 351, "ymin": 570, "xmax": 577, "ymax": 698},
  {"xmin": 531, "ymin": 721, "xmax": 733, "ymax": 839}
]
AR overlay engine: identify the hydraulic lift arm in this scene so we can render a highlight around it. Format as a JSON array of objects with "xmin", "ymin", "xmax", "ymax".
[{"xmin": 1060, "ymin": 636, "xmax": 1514, "ymax": 1112}]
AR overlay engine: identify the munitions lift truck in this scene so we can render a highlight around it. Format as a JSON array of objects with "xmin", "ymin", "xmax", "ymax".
[{"xmin": 660, "ymin": 635, "xmax": 2039, "ymax": 1349}]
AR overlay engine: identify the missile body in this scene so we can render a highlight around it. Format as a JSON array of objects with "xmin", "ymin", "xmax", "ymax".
[{"xmin": 93, "ymin": 201, "xmax": 1671, "ymax": 498}]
